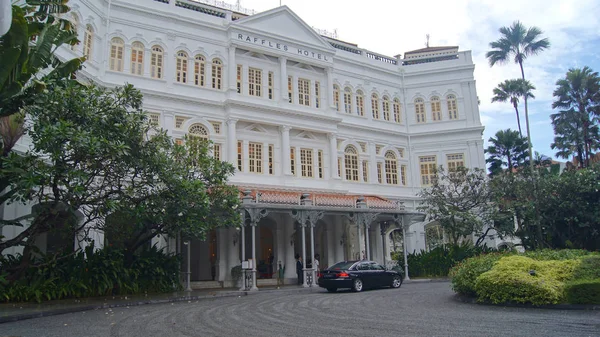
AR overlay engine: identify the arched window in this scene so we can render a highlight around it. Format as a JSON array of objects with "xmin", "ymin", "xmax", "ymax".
[
  {"xmin": 343, "ymin": 87, "xmax": 352, "ymax": 113},
  {"xmin": 393, "ymin": 98, "xmax": 401, "ymax": 123},
  {"xmin": 130, "ymin": 42, "xmax": 144, "ymax": 75},
  {"xmin": 150, "ymin": 46, "xmax": 164, "ymax": 79},
  {"xmin": 176, "ymin": 51, "xmax": 188, "ymax": 83},
  {"xmin": 333, "ymin": 85, "xmax": 340, "ymax": 111},
  {"xmin": 194, "ymin": 55, "xmax": 205, "ymax": 86},
  {"xmin": 70, "ymin": 14, "xmax": 79, "ymax": 51},
  {"xmin": 382, "ymin": 96, "xmax": 391, "ymax": 121},
  {"xmin": 431, "ymin": 96, "xmax": 441, "ymax": 121},
  {"xmin": 344, "ymin": 146, "xmax": 359, "ymax": 181},
  {"xmin": 415, "ymin": 98, "xmax": 426, "ymax": 123},
  {"xmin": 109, "ymin": 38, "xmax": 124, "ymax": 71},
  {"xmin": 188, "ymin": 123, "xmax": 209, "ymax": 139},
  {"xmin": 371, "ymin": 93, "xmax": 380, "ymax": 119},
  {"xmin": 83, "ymin": 24, "xmax": 94, "ymax": 60},
  {"xmin": 447, "ymin": 94, "xmax": 458, "ymax": 120},
  {"xmin": 356, "ymin": 90, "xmax": 364, "ymax": 116},
  {"xmin": 385, "ymin": 151, "xmax": 398, "ymax": 185},
  {"xmin": 211, "ymin": 58, "xmax": 222, "ymax": 89}
]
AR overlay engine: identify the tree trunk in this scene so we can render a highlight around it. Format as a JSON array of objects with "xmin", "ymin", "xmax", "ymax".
[{"xmin": 512, "ymin": 102, "xmax": 523, "ymax": 137}]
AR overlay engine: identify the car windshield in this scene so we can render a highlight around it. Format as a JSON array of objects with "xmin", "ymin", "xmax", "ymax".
[{"xmin": 328, "ymin": 261, "xmax": 356, "ymax": 271}]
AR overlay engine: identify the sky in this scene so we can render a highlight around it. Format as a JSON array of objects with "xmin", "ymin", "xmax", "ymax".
[{"xmin": 226, "ymin": 0, "xmax": 600, "ymax": 159}]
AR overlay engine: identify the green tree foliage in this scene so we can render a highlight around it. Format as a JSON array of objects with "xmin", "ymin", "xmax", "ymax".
[
  {"xmin": 485, "ymin": 129, "xmax": 529, "ymax": 175},
  {"xmin": 486, "ymin": 21, "xmax": 550, "ymax": 174},
  {"xmin": 0, "ymin": 80, "xmax": 240, "ymax": 280},
  {"xmin": 551, "ymin": 66, "xmax": 600, "ymax": 168},
  {"xmin": 491, "ymin": 79, "xmax": 535, "ymax": 137},
  {"xmin": 0, "ymin": 0, "xmax": 83, "ymax": 119},
  {"xmin": 417, "ymin": 167, "xmax": 511, "ymax": 246}
]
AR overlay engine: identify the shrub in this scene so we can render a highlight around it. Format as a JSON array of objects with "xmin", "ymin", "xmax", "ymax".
[
  {"xmin": 449, "ymin": 253, "xmax": 505, "ymax": 296},
  {"xmin": 571, "ymin": 256, "xmax": 600, "ymax": 280},
  {"xmin": 397, "ymin": 243, "xmax": 497, "ymax": 278},
  {"xmin": 474, "ymin": 256, "xmax": 580, "ymax": 305},
  {"xmin": 564, "ymin": 279, "xmax": 600, "ymax": 304},
  {"xmin": 0, "ymin": 244, "xmax": 181, "ymax": 303},
  {"xmin": 523, "ymin": 249, "xmax": 598, "ymax": 261}
]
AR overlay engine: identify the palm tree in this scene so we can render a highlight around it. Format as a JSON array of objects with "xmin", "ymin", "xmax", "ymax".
[
  {"xmin": 491, "ymin": 79, "xmax": 536, "ymax": 137},
  {"xmin": 486, "ymin": 21, "xmax": 550, "ymax": 174},
  {"xmin": 551, "ymin": 66, "xmax": 600, "ymax": 168},
  {"xmin": 485, "ymin": 129, "xmax": 529, "ymax": 175},
  {"xmin": 0, "ymin": 0, "xmax": 83, "ymax": 118}
]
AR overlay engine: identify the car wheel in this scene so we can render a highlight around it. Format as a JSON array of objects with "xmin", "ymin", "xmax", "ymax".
[
  {"xmin": 391, "ymin": 275, "xmax": 402, "ymax": 288},
  {"xmin": 326, "ymin": 288, "xmax": 337, "ymax": 293},
  {"xmin": 352, "ymin": 278, "xmax": 363, "ymax": 292}
]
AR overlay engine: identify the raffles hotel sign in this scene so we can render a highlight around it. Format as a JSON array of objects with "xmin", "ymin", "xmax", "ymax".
[{"xmin": 234, "ymin": 32, "xmax": 331, "ymax": 62}]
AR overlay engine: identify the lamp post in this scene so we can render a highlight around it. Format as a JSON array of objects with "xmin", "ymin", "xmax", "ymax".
[{"xmin": 184, "ymin": 240, "xmax": 192, "ymax": 292}]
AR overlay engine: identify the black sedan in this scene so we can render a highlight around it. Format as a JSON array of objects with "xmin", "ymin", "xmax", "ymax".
[{"xmin": 318, "ymin": 260, "xmax": 403, "ymax": 292}]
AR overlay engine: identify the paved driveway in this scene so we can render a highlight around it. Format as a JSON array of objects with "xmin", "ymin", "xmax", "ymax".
[{"xmin": 1, "ymin": 282, "xmax": 598, "ymax": 337}]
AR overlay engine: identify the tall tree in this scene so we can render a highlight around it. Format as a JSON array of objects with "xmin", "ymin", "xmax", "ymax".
[
  {"xmin": 551, "ymin": 66, "xmax": 600, "ymax": 168},
  {"xmin": 485, "ymin": 129, "xmax": 529, "ymax": 175},
  {"xmin": 486, "ymin": 21, "xmax": 550, "ymax": 174},
  {"xmin": 491, "ymin": 79, "xmax": 536, "ymax": 137},
  {"xmin": 0, "ymin": 81, "xmax": 240, "ymax": 279}
]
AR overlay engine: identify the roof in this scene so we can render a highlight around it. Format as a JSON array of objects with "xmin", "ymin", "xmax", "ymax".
[
  {"xmin": 238, "ymin": 187, "xmax": 403, "ymax": 210},
  {"xmin": 404, "ymin": 46, "xmax": 459, "ymax": 55}
]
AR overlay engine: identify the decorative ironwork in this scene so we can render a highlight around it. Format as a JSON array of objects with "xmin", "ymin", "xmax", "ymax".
[
  {"xmin": 291, "ymin": 209, "xmax": 324, "ymax": 227},
  {"xmin": 346, "ymin": 212, "xmax": 380, "ymax": 229},
  {"xmin": 243, "ymin": 208, "xmax": 269, "ymax": 226}
]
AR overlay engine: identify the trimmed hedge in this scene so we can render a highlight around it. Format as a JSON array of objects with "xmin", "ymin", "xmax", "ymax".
[
  {"xmin": 564, "ymin": 279, "xmax": 600, "ymax": 304},
  {"xmin": 523, "ymin": 249, "xmax": 598, "ymax": 261},
  {"xmin": 571, "ymin": 256, "xmax": 600, "ymax": 280},
  {"xmin": 449, "ymin": 253, "xmax": 504, "ymax": 297},
  {"xmin": 473, "ymin": 256, "xmax": 580, "ymax": 305}
]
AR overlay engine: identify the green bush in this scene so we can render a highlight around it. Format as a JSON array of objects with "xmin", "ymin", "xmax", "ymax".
[
  {"xmin": 0, "ymin": 244, "xmax": 181, "ymax": 303},
  {"xmin": 449, "ymin": 253, "xmax": 505, "ymax": 296},
  {"xmin": 474, "ymin": 256, "xmax": 580, "ymax": 305},
  {"xmin": 564, "ymin": 279, "xmax": 600, "ymax": 304},
  {"xmin": 523, "ymin": 249, "xmax": 598, "ymax": 261},
  {"xmin": 396, "ymin": 243, "xmax": 497, "ymax": 278},
  {"xmin": 571, "ymin": 256, "xmax": 600, "ymax": 280}
]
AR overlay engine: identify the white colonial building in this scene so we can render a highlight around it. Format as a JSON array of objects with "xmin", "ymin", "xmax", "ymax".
[{"xmin": 3, "ymin": 0, "xmax": 496, "ymax": 289}]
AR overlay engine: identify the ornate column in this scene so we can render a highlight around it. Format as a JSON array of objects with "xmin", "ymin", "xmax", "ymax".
[
  {"xmin": 379, "ymin": 221, "xmax": 390, "ymax": 267},
  {"xmin": 279, "ymin": 57, "xmax": 288, "ymax": 103},
  {"xmin": 307, "ymin": 211, "xmax": 323, "ymax": 286},
  {"xmin": 227, "ymin": 119, "xmax": 237, "ymax": 166},
  {"xmin": 244, "ymin": 208, "xmax": 269, "ymax": 291},
  {"xmin": 239, "ymin": 210, "xmax": 246, "ymax": 291},
  {"xmin": 291, "ymin": 207, "xmax": 324, "ymax": 287},
  {"xmin": 328, "ymin": 133, "xmax": 339, "ymax": 179},
  {"xmin": 346, "ymin": 198, "xmax": 379, "ymax": 261},
  {"xmin": 364, "ymin": 222, "xmax": 371, "ymax": 261},
  {"xmin": 280, "ymin": 126, "xmax": 291, "ymax": 175},
  {"xmin": 228, "ymin": 44, "xmax": 237, "ymax": 94}
]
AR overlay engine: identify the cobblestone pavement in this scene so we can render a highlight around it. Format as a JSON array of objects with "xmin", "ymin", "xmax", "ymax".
[{"xmin": 1, "ymin": 282, "xmax": 599, "ymax": 337}]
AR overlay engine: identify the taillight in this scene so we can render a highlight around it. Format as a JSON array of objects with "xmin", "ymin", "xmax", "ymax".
[{"xmin": 338, "ymin": 272, "xmax": 349, "ymax": 278}]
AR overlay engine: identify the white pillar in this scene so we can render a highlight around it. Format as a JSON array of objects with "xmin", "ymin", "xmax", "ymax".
[
  {"xmin": 328, "ymin": 133, "xmax": 339, "ymax": 179},
  {"xmin": 310, "ymin": 222, "xmax": 316, "ymax": 287},
  {"xmin": 368, "ymin": 141, "xmax": 377, "ymax": 183},
  {"xmin": 403, "ymin": 226, "xmax": 410, "ymax": 281},
  {"xmin": 301, "ymin": 224, "xmax": 307, "ymax": 287},
  {"xmin": 365, "ymin": 223, "xmax": 371, "ymax": 260},
  {"xmin": 242, "ymin": 140, "xmax": 249, "ymax": 173},
  {"xmin": 227, "ymin": 119, "xmax": 237, "ymax": 166},
  {"xmin": 251, "ymin": 223, "xmax": 258, "ymax": 291},
  {"xmin": 285, "ymin": 216, "xmax": 296, "ymax": 279},
  {"xmin": 326, "ymin": 67, "xmax": 334, "ymax": 109},
  {"xmin": 279, "ymin": 57, "xmax": 288, "ymax": 103},
  {"xmin": 123, "ymin": 45, "xmax": 132, "ymax": 74},
  {"xmin": 280, "ymin": 126, "xmax": 291, "ymax": 175},
  {"xmin": 228, "ymin": 45, "xmax": 236, "ymax": 94}
]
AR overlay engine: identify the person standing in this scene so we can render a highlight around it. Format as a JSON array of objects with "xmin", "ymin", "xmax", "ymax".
[
  {"xmin": 295, "ymin": 253, "xmax": 303, "ymax": 285},
  {"xmin": 313, "ymin": 254, "xmax": 320, "ymax": 273}
]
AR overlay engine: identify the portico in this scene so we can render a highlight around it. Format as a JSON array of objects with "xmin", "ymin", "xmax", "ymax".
[{"xmin": 234, "ymin": 189, "xmax": 424, "ymax": 290}]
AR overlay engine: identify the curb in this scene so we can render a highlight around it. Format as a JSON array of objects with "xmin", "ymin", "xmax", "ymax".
[
  {"xmin": 453, "ymin": 293, "xmax": 600, "ymax": 310},
  {"xmin": 0, "ymin": 286, "xmax": 318, "ymax": 324}
]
